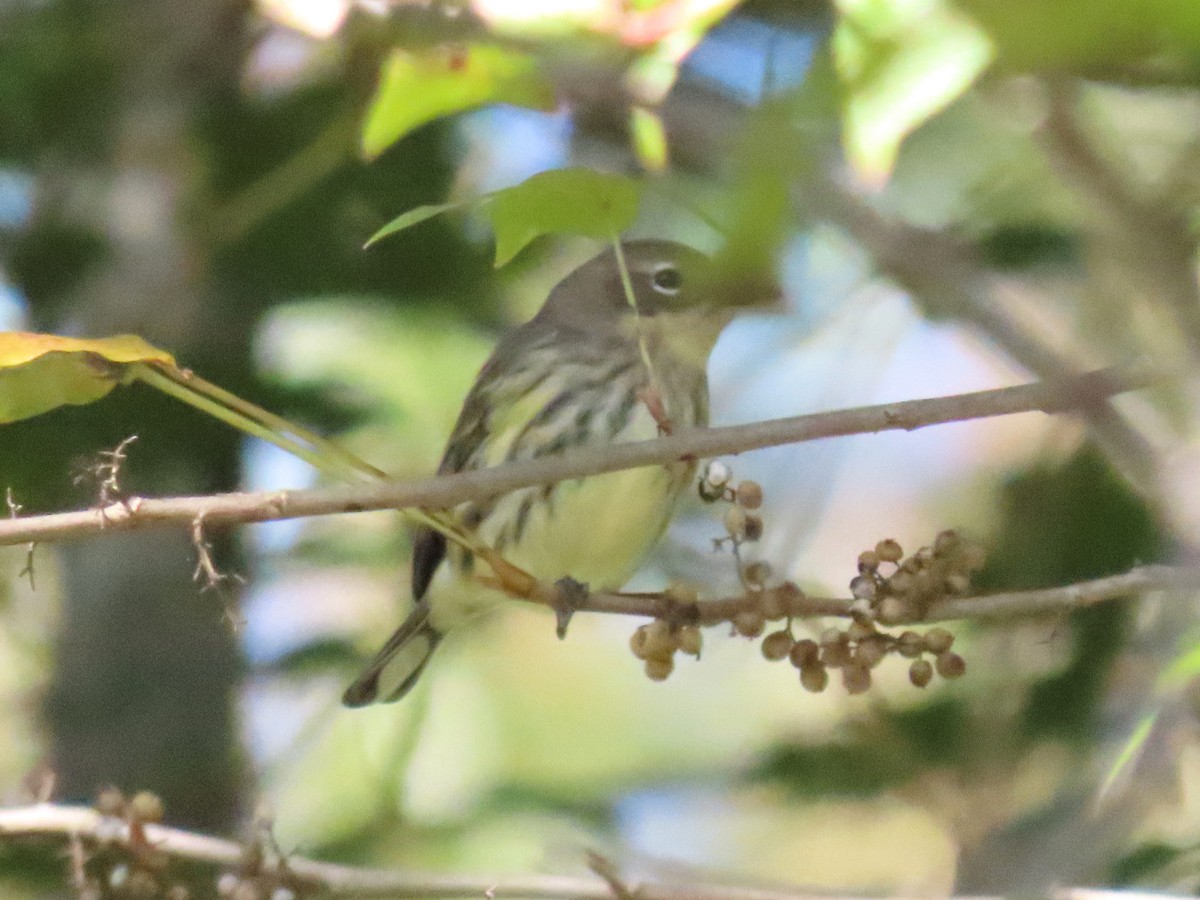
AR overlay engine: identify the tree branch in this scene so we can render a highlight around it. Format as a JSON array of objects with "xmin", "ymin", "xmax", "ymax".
[
  {"xmin": 0, "ymin": 366, "xmax": 1161, "ymax": 548},
  {"xmin": 581, "ymin": 565, "xmax": 1200, "ymax": 625},
  {"xmin": 0, "ymin": 803, "xmax": 1192, "ymax": 900}
]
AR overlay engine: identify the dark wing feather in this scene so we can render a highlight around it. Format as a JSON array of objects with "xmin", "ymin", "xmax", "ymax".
[{"xmin": 409, "ymin": 337, "xmax": 521, "ymax": 600}]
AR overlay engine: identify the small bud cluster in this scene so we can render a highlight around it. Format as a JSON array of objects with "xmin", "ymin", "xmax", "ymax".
[
  {"xmin": 692, "ymin": 463, "xmax": 980, "ymax": 697},
  {"xmin": 80, "ymin": 788, "xmax": 299, "ymax": 900},
  {"xmin": 79, "ymin": 787, "xmax": 191, "ymax": 900},
  {"xmin": 754, "ymin": 532, "xmax": 978, "ymax": 695},
  {"xmin": 629, "ymin": 583, "xmax": 703, "ymax": 681},
  {"xmin": 756, "ymin": 617, "xmax": 966, "ymax": 694},
  {"xmin": 701, "ymin": 462, "xmax": 773, "ymax": 601},
  {"xmin": 853, "ymin": 531, "xmax": 985, "ymax": 623},
  {"xmin": 700, "ymin": 461, "xmax": 765, "ymax": 549}
]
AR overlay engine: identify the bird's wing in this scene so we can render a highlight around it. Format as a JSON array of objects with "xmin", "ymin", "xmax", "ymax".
[{"xmin": 409, "ymin": 327, "xmax": 552, "ymax": 600}]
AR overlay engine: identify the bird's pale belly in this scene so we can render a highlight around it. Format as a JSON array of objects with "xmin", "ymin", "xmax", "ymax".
[{"xmin": 426, "ymin": 461, "xmax": 689, "ymax": 632}]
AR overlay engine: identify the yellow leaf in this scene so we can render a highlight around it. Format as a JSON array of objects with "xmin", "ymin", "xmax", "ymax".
[{"xmin": 0, "ymin": 332, "xmax": 176, "ymax": 423}]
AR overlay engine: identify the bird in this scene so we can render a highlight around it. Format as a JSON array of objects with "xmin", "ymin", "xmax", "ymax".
[{"xmin": 343, "ymin": 239, "xmax": 740, "ymax": 706}]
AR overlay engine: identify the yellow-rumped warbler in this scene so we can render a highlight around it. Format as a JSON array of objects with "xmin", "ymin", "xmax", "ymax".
[{"xmin": 343, "ymin": 240, "xmax": 736, "ymax": 706}]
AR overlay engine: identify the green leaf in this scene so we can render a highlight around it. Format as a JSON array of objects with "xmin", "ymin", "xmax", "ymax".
[
  {"xmin": 482, "ymin": 168, "xmax": 642, "ymax": 266},
  {"xmin": 364, "ymin": 201, "xmax": 466, "ymax": 248},
  {"xmin": 361, "ymin": 45, "xmax": 555, "ymax": 159},
  {"xmin": 834, "ymin": 0, "xmax": 993, "ymax": 185}
]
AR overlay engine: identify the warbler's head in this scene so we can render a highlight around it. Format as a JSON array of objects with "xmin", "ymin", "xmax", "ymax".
[{"xmin": 535, "ymin": 240, "xmax": 752, "ymax": 365}]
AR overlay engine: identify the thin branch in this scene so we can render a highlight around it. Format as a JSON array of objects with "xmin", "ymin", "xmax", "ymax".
[
  {"xmin": 0, "ymin": 803, "xmax": 1192, "ymax": 900},
  {"xmin": 0, "ymin": 803, "xmax": 895, "ymax": 900},
  {"xmin": 805, "ymin": 177, "xmax": 1164, "ymax": 491},
  {"xmin": 0, "ymin": 366, "xmax": 1162, "ymax": 548},
  {"xmin": 581, "ymin": 565, "xmax": 1200, "ymax": 625},
  {"xmin": 1036, "ymin": 80, "xmax": 1200, "ymax": 358}
]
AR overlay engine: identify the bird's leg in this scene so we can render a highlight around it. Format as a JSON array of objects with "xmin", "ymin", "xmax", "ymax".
[
  {"xmin": 549, "ymin": 576, "xmax": 589, "ymax": 639},
  {"xmin": 475, "ymin": 551, "xmax": 588, "ymax": 637},
  {"xmin": 476, "ymin": 548, "xmax": 538, "ymax": 598}
]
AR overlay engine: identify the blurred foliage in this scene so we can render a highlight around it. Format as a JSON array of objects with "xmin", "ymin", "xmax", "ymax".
[
  {"xmin": 362, "ymin": 45, "xmax": 554, "ymax": 159},
  {"xmin": 978, "ymin": 447, "xmax": 1165, "ymax": 741}
]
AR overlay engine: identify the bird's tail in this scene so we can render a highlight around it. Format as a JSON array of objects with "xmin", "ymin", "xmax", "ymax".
[{"xmin": 342, "ymin": 604, "xmax": 442, "ymax": 707}]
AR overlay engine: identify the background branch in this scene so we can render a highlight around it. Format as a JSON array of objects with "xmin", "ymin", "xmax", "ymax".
[
  {"xmin": 0, "ymin": 366, "xmax": 1161, "ymax": 548},
  {"xmin": 0, "ymin": 803, "xmax": 1191, "ymax": 900}
]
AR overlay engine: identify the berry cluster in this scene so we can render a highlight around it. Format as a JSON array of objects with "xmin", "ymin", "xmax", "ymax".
[
  {"xmin": 80, "ymin": 789, "xmax": 299, "ymax": 900},
  {"xmin": 850, "ymin": 531, "xmax": 986, "ymax": 623},
  {"xmin": 758, "ymin": 532, "xmax": 979, "ymax": 694},
  {"xmin": 629, "ymin": 462, "xmax": 983, "ymax": 697},
  {"xmin": 79, "ymin": 787, "xmax": 188, "ymax": 900},
  {"xmin": 759, "ymin": 619, "xmax": 965, "ymax": 694},
  {"xmin": 628, "ymin": 584, "xmax": 704, "ymax": 682},
  {"xmin": 700, "ymin": 460, "xmax": 764, "ymax": 548}
]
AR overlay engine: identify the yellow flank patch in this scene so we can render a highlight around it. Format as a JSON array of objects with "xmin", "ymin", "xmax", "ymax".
[{"xmin": 427, "ymin": 391, "xmax": 692, "ymax": 632}]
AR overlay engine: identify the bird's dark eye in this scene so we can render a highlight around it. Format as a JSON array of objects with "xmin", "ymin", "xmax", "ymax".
[{"xmin": 651, "ymin": 265, "xmax": 683, "ymax": 294}]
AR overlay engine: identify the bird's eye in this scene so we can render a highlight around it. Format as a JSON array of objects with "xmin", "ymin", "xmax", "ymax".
[{"xmin": 651, "ymin": 265, "xmax": 683, "ymax": 295}]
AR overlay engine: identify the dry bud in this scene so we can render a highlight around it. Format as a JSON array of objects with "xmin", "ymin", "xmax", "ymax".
[
  {"xmin": 897, "ymin": 630, "xmax": 924, "ymax": 658},
  {"xmin": 889, "ymin": 571, "xmax": 914, "ymax": 596},
  {"xmin": 944, "ymin": 572, "xmax": 971, "ymax": 594},
  {"xmin": 877, "ymin": 597, "xmax": 909, "ymax": 625},
  {"xmin": 129, "ymin": 790, "xmax": 164, "ymax": 824},
  {"xmin": 677, "ymin": 625, "xmax": 703, "ymax": 657},
  {"xmin": 664, "ymin": 581, "xmax": 699, "ymax": 604},
  {"xmin": 821, "ymin": 641, "xmax": 853, "ymax": 669},
  {"xmin": 876, "ymin": 539, "xmax": 903, "ymax": 563},
  {"xmin": 630, "ymin": 626, "xmax": 649, "ymax": 659},
  {"xmin": 702, "ymin": 460, "xmax": 732, "ymax": 490},
  {"xmin": 845, "ymin": 618, "xmax": 875, "ymax": 642},
  {"xmin": 733, "ymin": 607, "xmax": 766, "ymax": 638},
  {"xmin": 760, "ymin": 585, "xmax": 794, "ymax": 620},
  {"xmin": 95, "ymin": 786, "xmax": 126, "ymax": 818},
  {"xmin": 699, "ymin": 461, "xmax": 732, "ymax": 502},
  {"xmin": 855, "ymin": 635, "xmax": 889, "ymax": 668},
  {"xmin": 849, "ymin": 574, "xmax": 877, "ymax": 601},
  {"xmin": 923, "ymin": 627, "xmax": 954, "ymax": 654},
  {"xmin": 936, "ymin": 651, "xmax": 966, "ymax": 679},
  {"xmin": 645, "ymin": 656, "xmax": 674, "ymax": 681},
  {"xmin": 736, "ymin": 480, "xmax": 764, "ymax": 509},
  {"xmin": 743, "ymin": 514, "xmax": 764, "ymax": 542},
  {"xmin": 723, "ymin": 506, "xmax": 748, "ymax": 539},
  {"xmin": 911, "ymin": 569, "xmax": 939, "ymax": 598},
  {"xmin": 842, "ymin": 665, "xmax": 872, "ymax": 695},
  {"xmin": 789, "ymin": 638, "xmax": 820, "ymax": 668},
  {"xmin": 933, "ymin": 529, "xmax": 960, "ymax": 556},
  {"xmin": 743, "ymin": 560, "xmax": 772, "ymax": 586},
  {"xmin": 800, "ymin": 663, "xmax": 829, "ymax": 693},
  {"xmin": 761, "ymin": 630, "xmax": 794, "ymax": 661},
  {"xmin": 642, "ymin": 620, "xmax": 677, "ymax": 662},
  {"xmin": 909, "ymin": 659, "xmax": 934, "ymax": 688}
]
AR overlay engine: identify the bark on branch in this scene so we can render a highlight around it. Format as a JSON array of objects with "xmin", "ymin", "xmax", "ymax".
[
  {"xmin": 0, "ymin": 803, "xmax": 1192, "ymax": 900},
  {"xmin": 0, "ymin": 366, "xmax": 1161, "ymax": 548}
]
